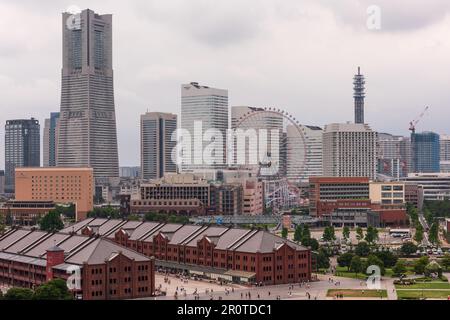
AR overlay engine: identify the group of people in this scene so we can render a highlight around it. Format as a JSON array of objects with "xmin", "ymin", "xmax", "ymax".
[{"xmin": 328, "ymin": 277, "xmax": 341, "ymax": 286}]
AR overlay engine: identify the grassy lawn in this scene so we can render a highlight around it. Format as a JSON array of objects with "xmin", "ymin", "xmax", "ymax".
[
  {"xmin": 334, "ymin": 267, "xmax": 367, "ymax": 280},
  {"xmin": 395, "ymin": 282, "xmax": 450, "ymax": 290},
  {"xmin": 397, "ymin": 290, "xmax": 450, "ymax": 300},
  {"xmin": 327, "ymin": 289, "xmax": 387, "ymax": 298},
  {"xmin": 335, "ymin": 266, "xmax": 416, "ymax": 280},
  {"xmin": 384, "ymin": 267, "xmax": 415, "ymax": 278}
]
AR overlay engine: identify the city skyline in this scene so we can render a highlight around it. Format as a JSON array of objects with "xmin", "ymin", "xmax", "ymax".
[
  {"xmin": 57, "ymin": 9, "xmax": 119, "ymax": 179},
  {"xmin": 1, "ymin": 1, "xmax": 450, "ymax": 169}
]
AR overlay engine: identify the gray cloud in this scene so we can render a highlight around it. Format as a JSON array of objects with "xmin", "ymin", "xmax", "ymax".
[
  {"xmin": 1, "ymin": 0, "xmax": 450, "ymax": 168},
  {"xmin": 134, "ymin": 0, "xmax": 267, "ymax": 47},
  {"xmin": 318, "ymin": 0, "xmax": 450, "ymax": 32}
]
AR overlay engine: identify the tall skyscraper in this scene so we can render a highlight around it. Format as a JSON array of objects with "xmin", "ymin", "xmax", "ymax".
[
  {"xmin": 181, "ymin": 82, "xmax": 228, "ymax": 172},
  {"xmin": 354, "ymin": 67, "xmax": 366, "ymax": 124},
  {"xmin": 57, "ymin": 9, "xmax": 119, "ymax": 180},
  {"xmin": 399, "ymin": 137, "xmax": 412, "ymax": 174},
  {"xmin": 440, "ymin": 135, "xmax": 450, "ymax": 173},
  {"xmin": 323, "ymin": 123, "xmax": 377, "ymax": 179},
  {"xmin": 411, "ymin": 131, "xmax": 440, "ymax": 173},
  {"xmin": 43, "ymin": 112, "xmax": 60, "ymax": 167},
  {"xmin": 441, "ymin": 135, "xmax": 450, "ymax": 160},
  {"xmin": 296, "ymin": 125, "xmax": 323, "ymax": 181},
  {"xmin": 377, "ymin": 133, "xmax": 409, "ymax": 178},
  {"xmin": 0, "ymin": 170, "xmax": 5, "ymax": 194},
  {"xmin": 4, "ymin": 118, "xmax": 40, "ymax": 193},
  {"xmin": 141, "ymin": 112, "xmax": 177, "ymax": 180}
]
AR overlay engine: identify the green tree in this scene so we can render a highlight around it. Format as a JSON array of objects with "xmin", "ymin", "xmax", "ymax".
[
  {"xmin": 414, "ymin": 256, "xmax": 430, "ymax": 275},
  {"xmin": 356, "ymin": 227, "xmax": 364, "ymax": 242},
  {"xmin": 401, "ymin": 242, "xmax": 418, "ymax": 256},
  {"xmin": 424, "ymin": 261, "xmax": 442, "ymax": 278},
  {"xmin": 316, "ymin": 248, "xmax": 330, "ymax": 269},
  {"xmin": 350, "ymin": 255, "xmax": 363, "ymax": 276},
  {"xmin": 0, "ymin": 213, "xmax": 6, "ymax": 234},
  {"xmin": 294, "ymin": 225, "xmax": 303, "ymax": 242},
  {"xmin": 428, "ymin": 222, "xmax": 440, "ymax": 245},
  {"xmin": 392, "ymin": 260, "xmax": 407, "ymax": 277},
  {"xmin": 39, "ymin": 211, "xmax": 64, "ymax": 232},
  {"xmin": 281, "ymin": 228, "xmax": 288, "ymax": 239},
  {"xmin": 4, "ymin": 288, "xmax": 34, "ymax": 300},
  {"xmin": 337, "ymin": 252, "xmax": 354, "ymax": 271},
  {"xmin": 406, "ymin": 203, "xmax": 419, "ymax": 224},
  {"xmin": 307, "ymin": 238, "xmax": 320, "ymax": 251},
  {"xmin": 167, "ymin": 215, "xmax": 189, "ymax": 224},
  {"xmin": 127, "ymin": 214, "xmax": 141, "ymax": 221},
  {"xmin": 300, "ymin": 225, "xmax": 314, "ymax": 248},
  {"xmin": 440, "ymin": 254, "xmax": 450, "ymax": 271},
  {"xmin": 322, "ymin": 226, "xmax": 336, "ymax": 242},
  {"xmin": 33, "ymin": 279, "xmax": 73, "ymax": 300},
  {"xmin": 414, "ymin": 223, "xmax": 424, "ymax": 243},
  {"xmin": 375, "ymin": 250, "xmax": 398, "ymax": 268},
  {"xmin": 425, "ymin": 199, "xmax": 450, "ymax": 215},
  {"xmin": 355, "ymin": 241, "xmax": 371, "ymax": 257},
  {"xmin": 342, "ymin": 226, "xmax": 350, "ymax": 241},
  {"xmin": 423, "ymin": 207, "xmax": 433, "ymax": 225},
  {"xmin": 366, "ymin": 254, "xmax": 385, "ymax": 276},
  {"xmin": 87, "ymin": 206, "xmax": 120, "ymax": 219},
  {"xmin": 54, "ymin": 204, "xmax": 76, "ymax": 219},
  {"xmin": 301, "ymin": 225, "xmax": 311, "ymax": 240},
  {"xmin": 364, "ymin": 226, "xmax": 379, "ymax": 244}
]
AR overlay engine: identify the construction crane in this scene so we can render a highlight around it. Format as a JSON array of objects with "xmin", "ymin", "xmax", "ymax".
[
  {"xmin": 409, "ymin": 106, "xmax": 430, "ymax": 135},
  {"xmin": 410, "ymin": 106, "xmax": 430, "ymax": 172}
]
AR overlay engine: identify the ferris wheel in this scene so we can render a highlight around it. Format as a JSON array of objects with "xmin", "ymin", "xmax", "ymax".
[{"xmin": 233, "ymin": 107, "xmax": 307, "ymax": 213}]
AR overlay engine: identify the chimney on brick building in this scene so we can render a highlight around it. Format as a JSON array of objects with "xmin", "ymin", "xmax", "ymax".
[{"xmin": 46, "ymin": 245, "xmax": 65, "ymax": 281}]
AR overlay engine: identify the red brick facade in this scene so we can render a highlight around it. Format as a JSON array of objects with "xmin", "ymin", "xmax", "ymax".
[
  {"xmin": 0, "ymin": 229, "xmax": 155, "ymax": 300},
  {"xmin": 113, "ymin": 227, "xmax": 312, "ymax": 285}
]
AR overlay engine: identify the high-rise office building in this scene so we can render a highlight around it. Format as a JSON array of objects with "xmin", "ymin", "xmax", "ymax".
[
  {"xmin": 377, "ymin": 133, "xmax": 409, "ymax": 178},
  {"xmin": 57, "ymin": 9, "xmax": 119, "ymax": 180},
  {"xmin": 4, "ymin": 118, "xmax": 40, "ymax": 193},
  {"xmin": 399, "ymin": 137, "xmax": 412, "ymax": 174},
  {"xmin": 322, "ymin": 123, "xmax": 377, "ymax": 179},
  {"xmin": 297, "ymin": 125, "xmax": 323, "ymax": 182},
  {"xmin": 43, "ymin": 112, "xmax": 60, "ymax": 167},
  {"xmin": 441, "ymin": 135, "xmax": 450, "ymax": 161},
  {"xmin": 411, "ymin": 131, "xmax": 440, "ymax": 173},
  {"xmin": 354, "ymin": 67, "xmax": 366, "ymax": 124},
  {"xmin": 0, "ymin": 170, "xmax": 4, "ymax": 194},
  {"xmin": 140, "ymin": 112, "xmax": 177, "ymax": 180},
  {"xmin": 440, "ymin": 135, "xmax": 450, "ymax": 172},
  {"xmin": 120, "ymin": 166, "xmax": 140, "ymax": 178},
  {"xmin": 181, "ymin": 82, "xmax": 228, "ymax": 171}
]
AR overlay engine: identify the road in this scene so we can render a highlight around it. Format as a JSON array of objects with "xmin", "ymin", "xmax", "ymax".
[
  {"xmin": 418, "ymin": 214, "xmax": 431, "ymax": 247},
  {"xmin": 149, "ymin": 274, "xmax": 396, "ymax": 301}
]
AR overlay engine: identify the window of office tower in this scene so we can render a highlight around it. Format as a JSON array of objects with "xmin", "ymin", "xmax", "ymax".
[
  {"xmin": 94, "ymin": 30, "xmax": 104, "ymax": 69},
  {"xmin": 71, "ymin": 29, "xmax": 82, "ymax": 69}
]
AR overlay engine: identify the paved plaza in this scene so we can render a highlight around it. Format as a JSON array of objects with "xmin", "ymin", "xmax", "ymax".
[{"xmin": 151, "ymin": 273, "xmax": 396, "ymax": 300}]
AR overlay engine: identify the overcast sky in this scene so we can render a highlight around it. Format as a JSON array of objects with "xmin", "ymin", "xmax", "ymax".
[{"xmin": 1, "ymin": 0, "xmax": 450, "ymax": 167}]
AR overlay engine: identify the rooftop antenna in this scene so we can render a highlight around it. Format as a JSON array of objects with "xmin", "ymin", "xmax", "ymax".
[{"xmin": 354, "ymin": 66, "xmax": 366, "ymax": 124}]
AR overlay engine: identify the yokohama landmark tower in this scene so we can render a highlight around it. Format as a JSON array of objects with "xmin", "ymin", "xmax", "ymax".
[{"xmin": 57, "ymin": 9, "xmax": 119, "ymax": 179}]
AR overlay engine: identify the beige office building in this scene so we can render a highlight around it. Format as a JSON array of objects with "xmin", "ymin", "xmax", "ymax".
[
  {"xmin": 323, "ymin": 123, "xmax": 377, "ymax": 180},
  {"xmin": 369, "ymin": 182, "xmax": 405, "ymax": 206},
  {"xmin": 15, "ymin": 167, "xmax": 94, "ymax": 221}
]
